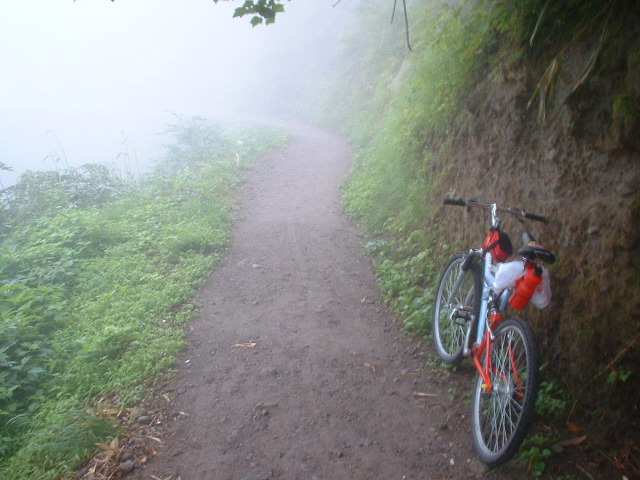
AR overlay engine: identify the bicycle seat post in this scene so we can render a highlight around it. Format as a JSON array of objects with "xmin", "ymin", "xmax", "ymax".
[{"xmin": 490, "ymin": 203, "xmax": 500, "ymax": 229}]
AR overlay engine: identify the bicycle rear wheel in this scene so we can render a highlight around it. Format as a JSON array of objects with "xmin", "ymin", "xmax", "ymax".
[
  {"xmin": 433, "ymin": 254, "xmax": 481, "ymax": 364},
  {"xmin": 471, "ymin": 318, "xmax": 538, "ymax": 466}
]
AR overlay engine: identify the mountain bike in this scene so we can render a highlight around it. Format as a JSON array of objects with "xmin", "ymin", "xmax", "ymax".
[{"xmin": 433, "ymin": 197, "xmax": 556, "ymax": 466}]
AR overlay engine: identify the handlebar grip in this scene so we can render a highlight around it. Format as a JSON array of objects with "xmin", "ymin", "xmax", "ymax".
[
  {"xmin": 443, "ymin": 197, "xmax": 466, "ymax": 207},
  {"xmin": 524, "ymin": 211, "xmax": 549, "ymax": 224}
]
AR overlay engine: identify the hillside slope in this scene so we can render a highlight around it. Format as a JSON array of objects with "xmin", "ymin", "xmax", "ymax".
[{"xmin": 323, "ymin": 0, "xmax": 640, "ymax": 475}]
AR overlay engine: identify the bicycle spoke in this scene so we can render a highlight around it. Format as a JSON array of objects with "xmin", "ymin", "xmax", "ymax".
[
  {"xmin": 476, "ymin": 324, "xmax": 531, "ymax": 457},
  {"xmin": 435, "ymin": 258, "xmax": 477, "ymax": 359}
]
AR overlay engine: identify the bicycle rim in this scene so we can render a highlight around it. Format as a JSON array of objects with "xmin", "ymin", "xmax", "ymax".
[
  {"xmin": 472, "ymin": 319, "xmax": 538, "ymax": 466},
  {"xmin": 433, "ymin": 255, "xmax": 478, "ymax": 363}
]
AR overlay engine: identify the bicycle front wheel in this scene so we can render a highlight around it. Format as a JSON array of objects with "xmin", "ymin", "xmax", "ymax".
[
  {"xmin": 433, "ymin": 253, "xmax": 481, "ymax": 364},
  {"xmin": 471, "ymin": 318, "xmax": 539, "ymax": 466}
]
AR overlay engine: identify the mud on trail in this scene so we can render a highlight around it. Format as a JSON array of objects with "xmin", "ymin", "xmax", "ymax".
[{"xmin": 132, "ymin": 125, "xmax": 514, "ymax": 480}]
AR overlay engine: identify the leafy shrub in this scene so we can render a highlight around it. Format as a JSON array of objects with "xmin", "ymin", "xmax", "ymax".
[
  {"xmin": 0, "ymin": 164, "xmax": 127, "ymax": 233},
  {"xmin": 519, "ymin": 433, "xmax": 554, "ymax": 478},
  {"xmin": 0, "ymin": 119, "xmax": 286, "ymax": 477},
  {"xmin": 536, "ymin": 380, "xmax": 569, "ymax": 419},
  {"xmin": 0, "ymin": 284, "xmax": 66, "ymax": 457},
  {"xmin": 327, "ymin": 2, "xmax": 493, "ymax": 333}
]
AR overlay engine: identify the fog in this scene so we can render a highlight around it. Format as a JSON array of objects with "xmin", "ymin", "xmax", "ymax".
[{"xmin": 0, "ymin": 0, "xmax": 362, "ymax": 186}]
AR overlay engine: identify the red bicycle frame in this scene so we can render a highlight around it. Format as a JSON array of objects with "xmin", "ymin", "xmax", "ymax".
[
  {"xmin": 472, "ymin": 310, "xmax": 524, "ymax": 397},
  {"xmin": 472, "ymin": 311, "xmax": 503, "ymax": 393}
]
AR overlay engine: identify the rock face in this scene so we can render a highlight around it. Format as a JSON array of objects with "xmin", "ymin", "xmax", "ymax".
[{"xmin": 429, "ymin": 31, "xmax": 640, "ymax": 437}]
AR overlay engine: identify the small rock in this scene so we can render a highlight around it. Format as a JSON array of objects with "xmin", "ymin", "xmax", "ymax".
[
  {"xmin": 120, "ymin": 451, "xmax": 134, "ymax": 462},
  {"xmin": 137, "ymin": 415, "xmax": 152, "ymax": 425},
  {"xmin": 449, "ymin": 458, "xmax": 455, "ymax": 466},
  {"xmin": 118, "ymin": 460, "xmax": 135, "ymax": 473}
]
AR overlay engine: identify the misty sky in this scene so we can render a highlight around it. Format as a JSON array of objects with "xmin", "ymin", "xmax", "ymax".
[{"xmin": 0, "ymin": 0, "xmax": 359, "ymax": 186}]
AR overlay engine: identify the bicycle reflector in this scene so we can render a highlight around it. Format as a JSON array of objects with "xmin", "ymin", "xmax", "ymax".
[
  {"xmin": 509, "ymin": 264, "xmax": 542, "ymax": 310},
  {"xmin": 482, "ymin": 228, "xmax": 513, "ymax": 263}
]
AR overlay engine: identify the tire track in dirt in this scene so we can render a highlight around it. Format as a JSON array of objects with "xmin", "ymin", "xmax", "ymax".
[{"xmin": 134, "ymin": 124, "xmax": 516, "ymax": 480}]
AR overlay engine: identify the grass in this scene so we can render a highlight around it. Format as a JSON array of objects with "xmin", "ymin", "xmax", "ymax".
[
  {"xmin": 323, "ymin": 1, "xmax": 495, "ymax": 332},
  {"xmin": 326, "ymin": 0, "xmax": 640, "ymax": 339},
  {"xmin": 0, "ymin": 118, "xmax": 287, "ymax": 479},
  {"xmin": 519, "ymin": 433, "xmax": 555, "ymax": 478}
]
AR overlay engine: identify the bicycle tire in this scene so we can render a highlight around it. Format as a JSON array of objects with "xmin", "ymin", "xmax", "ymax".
[
  {"xmin": 471, "ymin": 317, "xmax": 539, "ymax": 466},
  {"xmin": 433, "ymin": 253, "xmax": 481, "ymax": 364}
]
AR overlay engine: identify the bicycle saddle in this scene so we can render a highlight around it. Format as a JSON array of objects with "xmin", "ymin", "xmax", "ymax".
[{"xmin": 518, "ymin": 245, "xmax": 556, "ymax": 264}]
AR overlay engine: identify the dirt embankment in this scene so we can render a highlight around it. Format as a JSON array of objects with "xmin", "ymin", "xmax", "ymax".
[{"xmin": 430, "ymin": 30, "xmax": 640, "ymax": 443}]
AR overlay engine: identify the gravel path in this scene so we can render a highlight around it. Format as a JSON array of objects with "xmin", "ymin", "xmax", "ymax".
[{"xmin": 134, "ymin": 124, "xmax": 514, "ymax": 480}]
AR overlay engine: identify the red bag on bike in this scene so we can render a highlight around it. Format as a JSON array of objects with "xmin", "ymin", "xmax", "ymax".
[{"xmin": 481, "ymin": 228, "xmax": 513, "ymax": 263}]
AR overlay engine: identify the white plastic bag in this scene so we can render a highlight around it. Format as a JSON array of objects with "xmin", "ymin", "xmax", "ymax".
[
  {"xmin": 493, "ymin": 260, "xmax": 524, "ymax": 293},
  {"xmin": 531, "ymin": 266, "xmax": 552, "ymax": 309}
]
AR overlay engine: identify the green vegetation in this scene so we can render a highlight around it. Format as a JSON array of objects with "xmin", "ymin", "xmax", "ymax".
[
  {"xmin": 516, "ymin": 380, "xmax": 568, "ymax": 476},
  {"xmin": 327, "ymin": 1, "xmax": 497, "ymax": 331},
  {"xmin": 0, "ymin": 118, "xmax": 286, "ymax": 479},
  {"xmin": 611, "ymin": 93, "xmax": 639, "ymax": 142},
  {"xmin": 328, "ymin": 0, "xmax": 640, "ymax": 406},
  {"xmin": 326, "ymin": 3, "xmax": 640, "ymax": 473},
  {"xmin": 516, "ymin": 379, "xmax": 575, "ymax": 477},
  {"xmin": 536, "ymin": 380, "xmax": 569, "ymax": 419},
  {"xmin": 519, "ymin": 433, "xmax": 554, "ymax": 478},
  {"xmin": 606, "ymin": 368, "xmax": 633, "ymax": 385}
]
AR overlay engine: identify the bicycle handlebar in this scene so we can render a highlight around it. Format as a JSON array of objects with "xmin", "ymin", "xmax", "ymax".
[
  {"xmin": 443, "ymin": 196, "xmax": 466, "ymax": 207},
  {"xmin": 523, "ymin": 211, "xmax": 548, "ymax": 223},
  {"xmin": 443, "ymin": 196, "xmax": 550, "ymax": 224}
]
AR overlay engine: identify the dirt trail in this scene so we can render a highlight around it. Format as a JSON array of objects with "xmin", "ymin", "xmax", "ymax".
[{"xmin": 135, "ymin": 125, "xmax": 511, "ymax": 480}]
